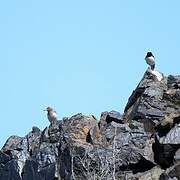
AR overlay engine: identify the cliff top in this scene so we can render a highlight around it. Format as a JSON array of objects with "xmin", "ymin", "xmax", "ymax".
[{"xmin": 1, "ymin": 69, "xmax": 180, "ymax": 180}]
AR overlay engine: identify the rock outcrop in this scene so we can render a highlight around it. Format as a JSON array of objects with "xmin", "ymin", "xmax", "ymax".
[{"xmin": 1, "ymin": 69, "xmax": 180, "ymax": 180}]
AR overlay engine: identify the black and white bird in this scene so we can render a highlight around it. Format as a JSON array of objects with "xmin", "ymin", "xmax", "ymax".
[
  {"xmin": 145, "ymin": 51, "xmax": 155, "ymax": 70},
  {"xmin": 44, "ymin": 106, "xmax": 58, "ymax": 126}
]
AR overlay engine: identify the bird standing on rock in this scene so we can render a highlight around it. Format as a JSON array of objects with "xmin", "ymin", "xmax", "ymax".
[
  {"xmin": 44, "ymin": 106, "xmax": 58, "ymax": 126},
  {"xmin": 145, "ymin": 51, "xmax": 155, "ymax": 70}
]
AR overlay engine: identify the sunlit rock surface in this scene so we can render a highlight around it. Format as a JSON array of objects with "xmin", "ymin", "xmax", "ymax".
[{"xmin": 1, "ymin": 69, "xmax": 180, "ymax": 180}]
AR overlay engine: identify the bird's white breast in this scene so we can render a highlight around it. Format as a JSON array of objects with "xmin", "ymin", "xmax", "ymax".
[
  {"xmin": 48, "ymin": 111, "xmax": 58, "ymax": 122},
  {"xmin": 51, "ymin": 111, "xmax": 58, "ymax": 118},
  {"xmin": 145, "ymin": 56, "xmax": 155, "ymax": 65}
]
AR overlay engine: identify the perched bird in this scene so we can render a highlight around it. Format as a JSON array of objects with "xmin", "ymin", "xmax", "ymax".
[
  {"xmin": 44, "ymin": 106, "xmax": 58, "ymax": 126},
  {"xmin": 145, "ymin": 51, "xmax": 155, "ymax": 70}
]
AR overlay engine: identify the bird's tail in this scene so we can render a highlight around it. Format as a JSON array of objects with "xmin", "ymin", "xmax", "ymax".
[{"xmin": 151, "ymin": 64, "xmax": 155, "ymax": 70}]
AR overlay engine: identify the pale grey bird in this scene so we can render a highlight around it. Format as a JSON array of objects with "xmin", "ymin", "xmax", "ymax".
[
  {"xmin": 145, "ymin": 51, "xmax": 155, "ymax": 70},
  {"xmin": 44, "ymin": 106, "xmax": 58, "ymax": 126}
]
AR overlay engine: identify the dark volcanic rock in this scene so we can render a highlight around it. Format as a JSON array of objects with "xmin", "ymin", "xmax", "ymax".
[
  {"xmin": 160, "ymin": 163, "xmax": 180, "ymax": 180},
  {"xmin": 1, "ymin": 69, "xmax": 180, "ymax": 179},
  {"xmin": 0, "ymin": 159, "xmax": 21, "ymax": 180},
  {"xmin": 124, "ymin": 70, "xmax": 167, "ymax": 131},
  {"xmin": 0, "ymin": 151, "xmax": 11, "ymax": 164}
]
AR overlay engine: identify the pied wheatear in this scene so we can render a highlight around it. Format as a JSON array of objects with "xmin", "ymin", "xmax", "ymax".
[{"xmin": 145, "ymin": 51, "xmax": 155, "ymax": 70}]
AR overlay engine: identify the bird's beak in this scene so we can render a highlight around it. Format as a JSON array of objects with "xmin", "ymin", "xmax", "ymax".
[{"xmin": 43, "ymin": 109, "xmax": 47, "ymax": 111}]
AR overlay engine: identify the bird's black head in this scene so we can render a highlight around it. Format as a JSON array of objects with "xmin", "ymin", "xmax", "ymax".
[{"xmin": 146, "ymin": 51, "xmax": 154, "ymax": 57}]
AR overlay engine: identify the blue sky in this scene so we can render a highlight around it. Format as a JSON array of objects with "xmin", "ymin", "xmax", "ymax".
[{"xmin": 0, "ymin": 1, "xmax": 180, "ymax": 148}]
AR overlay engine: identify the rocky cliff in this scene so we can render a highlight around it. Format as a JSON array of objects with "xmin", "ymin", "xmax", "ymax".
[{"xmin": 1, "ymin": 68, "xmax": 180, "ymax": 180}]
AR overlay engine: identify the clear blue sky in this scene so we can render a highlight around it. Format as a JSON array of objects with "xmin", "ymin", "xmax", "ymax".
[{"xmin": 0, "ymin": 1, "xmax": 180, "ymax": 148}]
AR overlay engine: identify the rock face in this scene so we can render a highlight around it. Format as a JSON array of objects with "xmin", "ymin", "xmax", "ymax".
[{"xmin": 1, "ymin": 69, "xmax": 180, "ymax": 180}]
